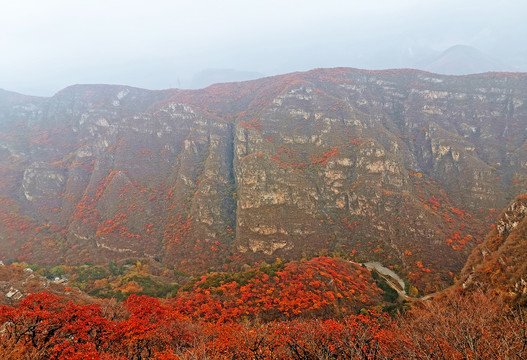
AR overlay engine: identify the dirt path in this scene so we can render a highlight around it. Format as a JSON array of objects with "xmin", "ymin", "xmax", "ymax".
[{"xmin": 350, "ymin": 260, "xmax": 438, "ymax": 301}]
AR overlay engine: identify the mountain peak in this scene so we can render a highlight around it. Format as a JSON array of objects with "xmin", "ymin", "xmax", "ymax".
[{"xmin": 421, "ymin": 44, "xmax": 506, "ymax": 75}]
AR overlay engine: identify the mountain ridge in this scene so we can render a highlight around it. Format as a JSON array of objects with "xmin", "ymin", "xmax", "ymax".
[
  {"xmin": 460, "ymin": 193, "xmax": 527, "ymax": 304},
  {"xmin": 1, "ymin": 67, "xmax": 526, "ymax": 293}
]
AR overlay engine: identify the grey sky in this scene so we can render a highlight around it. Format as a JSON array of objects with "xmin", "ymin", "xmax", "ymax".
[{"xmin": 1, "ymin": 0, "xmax": 526, "ymax": 96}]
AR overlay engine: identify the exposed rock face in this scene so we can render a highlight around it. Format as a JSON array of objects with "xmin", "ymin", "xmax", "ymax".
[
  {"xmin": 460, "ymin": 194, "xmax": 527, "ymax": 304},
  {"xmin": 496, "ymin": 196, "xmax": 527, "ymax": 236},
  {"xmin": 22, "ymin": 162, "xmax": 66, "ymax": 201},
  {"xmin": 0, "ymin": 69, "xmax": 527, "ymax": 292}
]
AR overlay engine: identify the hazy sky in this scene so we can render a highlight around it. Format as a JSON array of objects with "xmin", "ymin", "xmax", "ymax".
[{"xmin": 1, "ymin": 0, "xmax": 526, "ymax": 96}]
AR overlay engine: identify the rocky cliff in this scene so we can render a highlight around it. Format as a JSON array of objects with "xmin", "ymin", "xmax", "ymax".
[{"xmin": 1, "ymin": 68, "xmax": 527, "ymax": 292}]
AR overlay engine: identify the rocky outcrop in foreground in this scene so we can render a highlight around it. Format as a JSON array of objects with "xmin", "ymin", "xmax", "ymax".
[{"xmin": 460, "ymin": 193, "xmax": 527, "ymax": 303}]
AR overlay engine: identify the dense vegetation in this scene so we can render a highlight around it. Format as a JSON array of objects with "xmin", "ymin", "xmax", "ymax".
[
  {"xmin": 172, "ymin": 257, "xmax": 383, "ymax": 321},
  {"xmin": 1, "ymin": 253, "xmax": 527, "ymax": 359},
  {"xmin": 0, "ymin": 289, "xmax": 525, "ymax": 359}
]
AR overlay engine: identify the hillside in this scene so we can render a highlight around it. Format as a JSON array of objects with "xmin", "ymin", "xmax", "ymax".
[
  {"xmin": 460, "ymin": 193, "xmax": 527, "ymax": 304},
  {"xmin": 1, "ymin": 68, "xmax": 527, "ymax": 293},
  {"xmin": 0, "ymin": 263, "xmax": 92, "ymax": 306},
  {"xmin": 171, "ymin": 257, "xmax": 383, "ymax": 321}
]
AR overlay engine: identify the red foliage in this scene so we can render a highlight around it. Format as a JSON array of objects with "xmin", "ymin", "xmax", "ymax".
[
  {"xmin": 310, "ymin": 146, "xmax": 340, "ymax": 165},
  {"xmin": 165, "ymin": 215, "xmax": 192, "ymax": 246},
  {"xmin": 0, "ymin": 288, "xmax": 525, "ymax": 359},
  {"xmin": 445, "ymin": 231, "xmax": 473, "ymax": 250},
  {"xmin": 238, "ymin": 119, "xmax": 262, "ymax": 131},
  {"xmin": 0, "ymin": 292, "xmax": 112, "ymax": 359},
  {"xmin": 171, "ymin": 257, "xmax": 382, "ymax": 322},
  {"xmin": 269, "ymin": 147, "xmax": 308, "ymax": 170}
]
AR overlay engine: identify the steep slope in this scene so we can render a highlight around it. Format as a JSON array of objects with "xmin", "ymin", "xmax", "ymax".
[
  {"xmin": 460, "ymin": 193, "xmax": 527, "ymax": 304},
  {"xmin": 1, "ymin": 68, "xmax": 527, "ymax": 293}
]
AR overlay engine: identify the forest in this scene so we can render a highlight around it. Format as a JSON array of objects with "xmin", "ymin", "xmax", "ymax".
[
  {"xmin": 1, "ymin": 254, "xmax": 526, "ymax": 359},
  {"xmin": 0, "ymin": 286, "xmax": 525, "ymax": 359}
]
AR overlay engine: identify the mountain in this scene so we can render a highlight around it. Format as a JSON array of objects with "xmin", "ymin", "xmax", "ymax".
[
  {"xmin": 460, "ymin": 193, "xmax": 527, "ymax": 304},
  {"xmin": 189, "ymin": 68, "xmax": 265, "ymax": 89},
  {"xmin": 1, "ymin": 68, "xmax": 527, "ymax": 294},
  {"xmin": 418, "ymin": 45, "xmax": 508, "ymax": 75}
]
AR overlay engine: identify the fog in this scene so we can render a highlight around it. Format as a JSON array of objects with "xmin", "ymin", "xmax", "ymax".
[{"xmin": 1, "ymin": 0, "xmax": 526, "ymax": 96}]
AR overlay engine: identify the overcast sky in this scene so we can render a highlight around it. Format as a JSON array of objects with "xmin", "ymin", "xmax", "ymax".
[{"xmin": 1, "ymin": 0, "xmax": 526, "ymax": 96}]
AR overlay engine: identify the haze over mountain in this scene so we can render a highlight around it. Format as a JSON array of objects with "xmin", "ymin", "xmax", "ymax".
[
  {"xmin": 189, "ymin": 69, "xmax": 266, "ymax": 89},
  {"xmin": 1, "ymin": 0, "xmax": 526, "ymax": 96},
  {"xmin": 418, "ymin": 45, "xmax": 509, "ymax": 75}
]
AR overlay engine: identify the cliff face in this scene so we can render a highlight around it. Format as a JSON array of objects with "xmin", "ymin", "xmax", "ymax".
[{"xmin": 1, "ymin": 68, "xmax": 527, "ymax": 292}]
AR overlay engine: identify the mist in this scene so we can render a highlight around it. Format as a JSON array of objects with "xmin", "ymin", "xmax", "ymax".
[{"xmin": 1, "ymin": 0, "xmax": 526, "ymax": 96}]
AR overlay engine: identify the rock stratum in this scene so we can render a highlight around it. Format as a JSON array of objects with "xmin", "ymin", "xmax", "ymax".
[{"xmin": 1, "ymin": 68, "xmax": 526, "ymax": 293}]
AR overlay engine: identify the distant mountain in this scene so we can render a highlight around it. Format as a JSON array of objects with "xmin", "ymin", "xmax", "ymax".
[
  {"xmin": 189, "ymin": 68, "xmax": 265, "ymax": 89},
  {"xmin": 418, "ymin": 45, "xmax": 508, "ymax": 75},
  {"xmin": 1, "ymin": 68, "xmax": 527, "ymax": 294}
]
